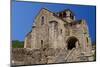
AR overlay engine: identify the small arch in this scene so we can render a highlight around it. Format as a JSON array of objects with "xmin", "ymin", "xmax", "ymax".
[
  {"xmin": 49, "ymin": 20, "xmax": 58, "ymax": 24},
  {"xmin": 49, "ymin": 21, "xmax": 58, "ymax": 30},
  {"xmin": 66, "ymin": 36, "xmax": 79, "ymax": 50}
]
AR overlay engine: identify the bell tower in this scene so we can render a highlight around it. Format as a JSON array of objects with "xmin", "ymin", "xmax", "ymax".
[{"xmin": 56, "ymin": 9, "xmax": 75, "ymax": 23}]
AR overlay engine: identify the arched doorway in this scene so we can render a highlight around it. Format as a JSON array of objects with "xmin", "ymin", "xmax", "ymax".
[{"xmin": 67, "ymin": 37, "xmax": 79, "ymax": 50}]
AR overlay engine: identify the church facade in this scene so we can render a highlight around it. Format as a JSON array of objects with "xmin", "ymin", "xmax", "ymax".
[{"xmin": 24, "ymin": 8, "xmax": 92, "ymax": 52}]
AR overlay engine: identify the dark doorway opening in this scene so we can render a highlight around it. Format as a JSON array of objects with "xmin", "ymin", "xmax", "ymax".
[{"xmin": 67, "ymin": 37, "xmax": 78, "ymax": 50}]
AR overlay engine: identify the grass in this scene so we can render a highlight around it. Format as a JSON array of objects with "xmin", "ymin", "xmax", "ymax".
[{"xmin": 12, "ymin": 40, "xmax": 24, "ymax": 48}]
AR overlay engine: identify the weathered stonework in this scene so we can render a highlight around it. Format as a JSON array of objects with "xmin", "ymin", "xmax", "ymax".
[
  {"xmin": 12, "ymin": 8, "xmax": 94, "ymax": 66},
  {"xmin": 24, "ymin": 8, "xmax": 92, "ymax": 51}
]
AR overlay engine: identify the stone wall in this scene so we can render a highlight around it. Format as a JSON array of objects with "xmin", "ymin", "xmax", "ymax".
[{"xmin": 11, "ymin": 47, "xmax": 94, "ymax": 66}]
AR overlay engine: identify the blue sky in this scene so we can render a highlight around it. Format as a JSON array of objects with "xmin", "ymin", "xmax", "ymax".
[{"xmin": 12, "ymin": 1, "xmax": 96, "ymax": 42}]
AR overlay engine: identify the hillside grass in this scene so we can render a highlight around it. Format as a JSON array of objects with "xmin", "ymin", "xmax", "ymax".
[{"xmin": 12, "ymin": 40, "xmax": 24, "ymax": 48}]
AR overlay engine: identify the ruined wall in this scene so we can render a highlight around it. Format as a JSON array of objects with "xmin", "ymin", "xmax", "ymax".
[
  {"xmin": 48, "ymin": 15, "xmax": 66, "ymax": 49},
  {"xmin": 63, "ymin": 19, "xmax": 91, "ymax": 50},
  {"xmin": 29, "ymin": 8, "xmax": 67, "ymax": 49},
  {"xmin": 33, "ymin": 9, "xmax": 50, "ymax": 49},
  {"xmin": 24, "ymin": 32, "xmax": 32, "ymax": 48},
  {"xmin": 31, "ymin": 27, "xmax": 36, "ymax": 49},
  {"xmin": 12, "ymin": 48, "xmax": 94, "ymax": 66}
]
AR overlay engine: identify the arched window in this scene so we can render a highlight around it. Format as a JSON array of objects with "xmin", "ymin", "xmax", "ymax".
[
  {"xmin": 49, "ymin": 21, "xmax": 58, "ymax": 29},
  {"xmin": 41, "ymin": 16, "xmax": 44, "ymax": 25}
]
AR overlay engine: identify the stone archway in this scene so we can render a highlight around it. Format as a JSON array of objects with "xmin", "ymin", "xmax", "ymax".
[{"xmin": 66, "ymin": 37, "xmax": 79, "ymax": 50}]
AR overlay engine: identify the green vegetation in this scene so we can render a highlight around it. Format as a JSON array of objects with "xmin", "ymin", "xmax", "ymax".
[{"xmin": 12, "ymin": 40, "xmax": 24, "ymax": 48}]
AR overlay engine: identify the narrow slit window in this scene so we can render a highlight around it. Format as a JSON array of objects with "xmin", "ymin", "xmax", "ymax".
[
  {"xmin": 60, "ymin": 29, "xmax": 62, "ymax": 34},
  {"xmin": 63, "ymin": 12, "xmax": 66, "ymax": 18},
  {"xmin": 41, "ymin": 40, "xmax": 43, "ymax": 48},
  {"xmin": 86, "ymin": 37, "xmax": 88, "ymax": 43},
  {"xmin": 41, "ymin": 16, "xmax": 44, "ymax": 25},
  {"xmin": 41, "ymin": 40, "xmax": 43, "ymax": 45}
]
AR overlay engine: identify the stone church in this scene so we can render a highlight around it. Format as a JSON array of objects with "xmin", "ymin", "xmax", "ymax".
[
  {"xmin": 24, "ymin": 8, "xmax": 92, "ymax": 53},
  {"xmin": 11, "ymin": 8, "xmax": 95, "ymax": 65},
  {"xmin": 11, "ymin": 8, "xmax": 94, "ymax": 64}
]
